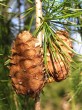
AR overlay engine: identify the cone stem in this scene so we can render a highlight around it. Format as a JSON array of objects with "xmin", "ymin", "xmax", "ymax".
[
  {"xmin": 35, "ymin": 95, "xmax": 41, "ymax": 110},
  {"xmin": 35, "ymin": 0, "xmax": 43, "ymax": 46}
]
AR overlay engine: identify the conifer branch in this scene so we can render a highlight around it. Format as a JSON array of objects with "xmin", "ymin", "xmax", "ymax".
[
  {"xmin": 34, "ymin": 0, "xmax": 43, "ymax": 110},
  {"xmin": 35, "ymin": 0, "xmax": 43, "ymax": 46},
  {"xmin": 17, "ymin": 0, "xmax": 21, "ymax": 31}
]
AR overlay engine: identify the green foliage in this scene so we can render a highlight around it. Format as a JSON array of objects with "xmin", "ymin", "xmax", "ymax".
[
  {"xmin": 69, "ymin": 55, "xmax": 82, "ymax": 102},
  {"xmin": 41, "ymin": 80, "xmax": 70, "ymax": 110}
]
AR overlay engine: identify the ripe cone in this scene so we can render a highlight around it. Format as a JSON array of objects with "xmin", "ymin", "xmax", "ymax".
[
  {"xmin": 47, "ymin": 30, "xmax": 73, "ymax": 82},
  {"xmin": 10, "ymin": 31, "xmax": 44, "ymax": 97}
]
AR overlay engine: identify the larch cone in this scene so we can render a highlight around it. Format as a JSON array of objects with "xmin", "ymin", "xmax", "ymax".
[
  {"xmin": 47, "ymin": 30, "xmax": 73, "ymax": 82},
  {"xmin": 10, "ymin": 31, "xmax": 45, "ymax": 97}
]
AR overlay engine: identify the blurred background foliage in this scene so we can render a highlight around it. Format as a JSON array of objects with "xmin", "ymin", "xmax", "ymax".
[{"xmin": 0, "ymin": 0, "xmax": 82, "ymax": 110}]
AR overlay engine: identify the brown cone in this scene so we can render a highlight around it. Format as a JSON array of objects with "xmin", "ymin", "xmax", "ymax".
[
  {"xmin": 46, "ymin": 30, "xmax": 73, "ymax": 82},
  {"xmin": 10, "ymin": 31, "xmax": 44, "ymax": 97}
]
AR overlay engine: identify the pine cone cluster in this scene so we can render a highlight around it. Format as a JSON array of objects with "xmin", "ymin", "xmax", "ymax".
[
  {"xmin": 10, "ymin": 30, "xmax": 73, "ymax": 96},
  {"xmin": 10, "ymin": 31, "xmax": 44, "ymax": 97}
]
